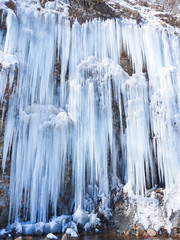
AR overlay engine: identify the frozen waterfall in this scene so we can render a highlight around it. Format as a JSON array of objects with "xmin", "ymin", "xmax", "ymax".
[{"xmin": 0, "ymin": 3, "xmax": 180, "ymax": 226}]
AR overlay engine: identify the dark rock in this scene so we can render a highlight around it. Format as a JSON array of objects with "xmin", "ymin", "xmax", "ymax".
[
  {"xmin": 120, "ymin": 50, "xmax": 134, "ymax": 76},
  {"xmin": 158, "ymin": 227, "xmax": 169, "ymax": 236},
  {"xmin": 155, "ymin": 13, "xmax": 180, "ymax": 27},
  {"xmin": 139, "ymin": 0, "xmax": 149, "ymax": 7},
  {"xmin": 136, "ymin": 223, "xmax": 145, "ymax": 236},
  {"xmin": 129, "ymin": 229, "xmax": 136, "ymax": 236},
  {"xmin": 10, "ymin": 229, "xmax": 20, "ymax": 238},
  {"xmin": 0, "ymin": 235, "xmax": 6, "ymax": 239},
  {"xmin": 0, "ymin": 207, "xmax": 9, "ymax": 229},
  {"xmin": 171, "ymin": 227, "xmax": 180, "ymax": 237},
  {"xmin": 5, "ymin": 0, "xmax": 17, "ymax": 13},
  {"xmin": 0, "ymin": 123, "xmax": 10, "ymax": 229},
  {"xmin": 110, "ymin": 189, "xmax": 135, "ymax": 234},
  {"xmin": 0, "ymin": 9, "xmax": 7, "ymax": 31},
  {"xmin": 77, "ymin": 223, "xmax": 84, "ymax": 235},
  {"xmin": 97, "ymin": 212, "xmax": 108, "ymax": 226},
  {"xmin": 68, "ymin": 0, "xmax": 114, "ymax": 23}
]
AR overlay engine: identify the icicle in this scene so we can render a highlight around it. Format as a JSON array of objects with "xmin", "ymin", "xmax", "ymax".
[{"xmin": 0, "ymin": 3, "xmax": 179, "ymax": 226}]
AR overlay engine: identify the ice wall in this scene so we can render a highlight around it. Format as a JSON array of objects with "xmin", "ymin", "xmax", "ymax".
[{"xmin": 0, "ymin": 3, "xmax": 180, "ymax": 224}]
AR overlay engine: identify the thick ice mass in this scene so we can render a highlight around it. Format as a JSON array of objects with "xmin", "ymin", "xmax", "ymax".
[{"xmin": 0, "ymin": 0, "xmax": 180, "ymax": 233}]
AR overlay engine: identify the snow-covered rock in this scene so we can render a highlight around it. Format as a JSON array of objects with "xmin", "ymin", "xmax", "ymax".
[
  {"xmin": 46, "ymin": 233, "xmax": 58, "ymax": 239},
  {"xmin": 66, "ymin": 228, "xmax": 78, "ymax": 238}
]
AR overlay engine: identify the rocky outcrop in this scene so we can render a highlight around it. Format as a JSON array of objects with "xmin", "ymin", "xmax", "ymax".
[
  {"xmin": 68, "ymin": 0, "xmax": 142, "ymax": 24},
  {"xmin": 38, "ymin": 0, "xmax": 180, "ymax": 27},
  {"xmin": 0, "ymin": 9, "xmax": 7, "ymax": 31},
  {"xmin": 5, "ymin": 0, "xmax": 17, "ymax": 13},
  {"xmin": 110, "ymin": 189, "xmax": 135, "ymax": 235},
  {"xmin": 68, "ymin": 0, "xmax": 115, "ymax": 23},
  {"xmin": 110, "ymin": 186, "xmax": 180, "ymax": 237},
  {"xmin": 0, "ymin": 121, "xmax": 10, "ymax": 229}
]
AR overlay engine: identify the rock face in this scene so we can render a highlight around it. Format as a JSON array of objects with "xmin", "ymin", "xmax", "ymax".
[
  {"xmin": 68, "ymin": 0, "xmax": 142, "ymax": 23},
  {"xmin": 0, "ymin": 121, "xmax": 10, "ymax": 229},
  {"xmin": 5, "ymin": 0, "xmax": 17, "ymax": 13},
  {"xmin": 110, "ymin": 186, "xmax": 180, "ymax": 237},
  {"xmin": 68, "ymin": 0, "xmax": 179, "ymax": 27},
  {"xmin": 0, "ymin": 9, "xmax": 7, "ymax": 31},
  {"xmin": 110, "ymin": 190, "xmax": 135, "ymax": 235}
]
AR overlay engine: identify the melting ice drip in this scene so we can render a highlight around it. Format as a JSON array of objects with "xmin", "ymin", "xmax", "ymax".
[{"xmin": 0, "ymin": 3, "xmax": 180, "ymax": 226}]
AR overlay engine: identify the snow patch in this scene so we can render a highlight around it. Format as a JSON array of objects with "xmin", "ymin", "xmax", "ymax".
[
  {"xmin": 47, "ymin": 233, "xmax": 58, "ymax": 239},
  {"xmin": 66, "ymin": 228, "xmax": 78, "ymax": 237}
]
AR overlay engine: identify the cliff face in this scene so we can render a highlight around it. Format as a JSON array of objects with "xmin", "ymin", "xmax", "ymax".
[
  {"xmin": 0, "ymin": 0, "xmax": 180, "ymax": 237},
  {"xmin": 39, "ymin": 0, "xmax": 179, "ymax": 26},
  {"xmin": 0, "ymin": 123, "xmax": 9, "ymax": 229}
]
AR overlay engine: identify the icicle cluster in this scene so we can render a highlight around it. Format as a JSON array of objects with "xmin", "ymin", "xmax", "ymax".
[{"xmin": 0, "ymin": 3, "xmax": 180, "ymax": 224}]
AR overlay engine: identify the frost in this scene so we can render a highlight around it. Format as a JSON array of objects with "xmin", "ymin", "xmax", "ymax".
[
  {"xmin": 125, "ymin": 178, "xmax": 180, "ymax": 233},
  {"xmin": 73, "ymin": 207, "xmax": 89, "ymax": 226}
]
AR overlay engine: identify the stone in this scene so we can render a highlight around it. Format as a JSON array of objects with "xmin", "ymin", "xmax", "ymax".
[
  {"xmin": 147, "ymin": 228, "xmax": 156, "ymax": 237},
  {"xmin": 5, "ymin": 0, "xmax": 17, "ymax": 12},
  {"xmin": 142, "ymin": 232, "xmax": 148, "ymax": 238},
  {"xmin": 61, "ymin": 233, "xmax": 70, "ymax": 240},
  {"xmin": 77, "ymin": 223, "xmax": 84, "ymax": 234},
  {"xmin": 129, "ymin": 229, "xmax": 136, "ymax": 236},
  {"xmin": 124, "ymin": 230, "xmax": 130, "ymax": 236},
  {"xmin": 136, "ymin": 223, "xmax": 145, "ymax": 236},
  {"xmin": 171, "ymin": 227, "xmax": 180, "ymax": 237},
  {"xmin": 14, "ymin": 237, "xmax": 23, "ymax": 240},
  {"xmin": 159, "ymin": 228, "xmax": 168, "ymax": 236},
  {"xmin": 132, "ymin": 224, "xmax": 136, "ymax": 230},
  {"xmin": 10, "ymin": 228, "xmax": 19, "ymax": 238},
  {"xmin": 24, "ymin": 237, "xmax": 33, "ymax": 240},
  {"xmin": 154, "ymin": 188, "xmax": 164, "ymax": 194},
  {"xmin": 61, "ymin": 232, "xmax": 79, "ymax": 240}
]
